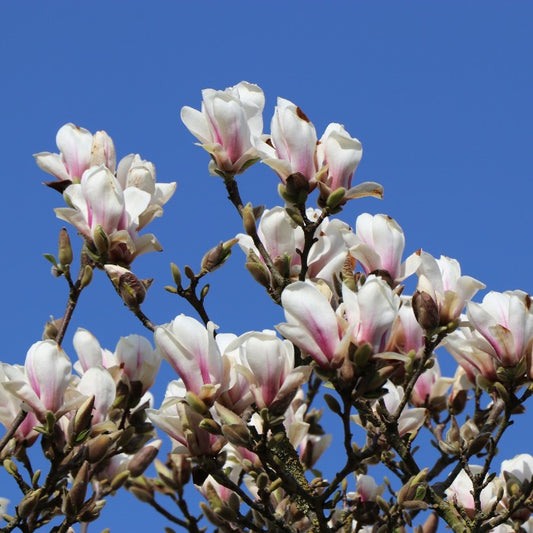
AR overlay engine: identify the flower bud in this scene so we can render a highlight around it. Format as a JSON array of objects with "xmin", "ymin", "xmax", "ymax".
[
  {"xmin": 68, "ymin": 462, "xmax": 90, "ymax": 514},
  {"xmin": 245, "ymin": 251, "xmax": 271, "ymax": 288},
  {"xmin": 412, "ymin": 290, "xmax": 440, "ymax": 331},
  {"xmin": 17, "ymin": 490, "xmax": 42, "ymax": 519},
  {"xmin": 73, "ymin": 395, "xmax": 95, "ymax": 437},
  {"xmin": 128, "ymin": 440, "xmax": 161, "ymax": 478},
  {"xmin": 326, "ymin": 187, "xmax": 346, "ymax": 210},
  {"xmin": 58, "ymin": 228, "xmax": 73, "ymax": 267},
  {"xmin": 86, "ymin": 434, "xmax": 113, "ymax": 464},
  {"xmin": 242, "ymin": 203, "xmax": 257, "ymax": 236},
  {"xmin": 105, "ymin": 265, "xmax": 147, "ymax": 308},
  {"xmin": 170, "ymin": 263, "xmax": 182, "ymax": 287},
  {"xmin": 92, "ymin": 225, "xmax": 109, "ymax": 255},
  {"xmin": 79, "ymin": 265, "xmax": 93, "ymax": 289}
]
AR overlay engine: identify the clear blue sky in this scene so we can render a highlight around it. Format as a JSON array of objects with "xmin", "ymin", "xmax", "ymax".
[{"xmin": 1, "ymin": 2, "xmax": 532, "ymax": 531}]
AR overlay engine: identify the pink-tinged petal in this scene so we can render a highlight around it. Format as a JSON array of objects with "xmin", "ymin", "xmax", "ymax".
[
  {"xmin": 2, "ymin": 364, "xmax": 44, "ymax": 417},
  {"xmin": 33, "ymin": 152, "xmax": 71, "ymax": 181},
  {"xmin": 115, "ymin": 334, "xmax": 160, "ymax": 392},
  {"xmin": 318, "ymin": 123, "xmax": 362, "ymax": 190},
  {"xmin": 233, "ymin": 81, "xmax": 265, "ymax": 135},
  {"xmin": 73, "ymin": 328, "xmax": 104, "ymax": 372},
  {"xmin": 277, "ymin": 282, "xmax": 342, "ymax": 368},
  {"xmin": 77, "ymin": 367, "xmax": 116, "ymax": 424},
  {"xmin": 81, "ymin": 166, "xmax": 125, "ymax": 234},
  {"xmin": 211, "ymin": 96, "xmax": 251, "ymax": 162},
  {"xmin": 25, "ymin": 340, "xmax": 72, "ymax": 414},
  {"xmin": 56, "ymin": 123, "xmax": 93, "ymax": 180},
  {"xmin": 154, "ymin": 316, "xmax": 223, "ymax": 396},
  {"xmin": 271, "ymin": 97, "xmax": 317, "ymax": 180},
  {"xmin": 258, "ymin": 207, "xmax": 302, "ymax": 260},
  {"xmin": 181, "ymin": 106, "xmax": 212, "ymax": 143},
  {"xmin": 342, "ymin": 276, "xmax": 399, "ymax": 352}
]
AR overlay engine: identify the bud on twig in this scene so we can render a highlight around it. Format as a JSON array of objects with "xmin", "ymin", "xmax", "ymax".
[
  {"xmin": 58, "ymin": 228, "xmax": 73, "ymax": 267},
  {"xmin": 80, "ymin": 265, "xmax": 93, "ymax": 289},
  {"xmin": 128, "ymin": 441, "xmax": 161, "ymax": 478},
  {"xmin": 242, "ymin": 203, "xmax": 257, "ymax": 236},
  {"xmin": 170, "ymin": 263, "xmax": 182, "ymax": 287},
  {"xmin": 105, "ymin": 265, "xmax": 147, "ymax": 308},
  {"xmin": 412, "ymin": 291, "xmax": 440, "ymax": 331}
]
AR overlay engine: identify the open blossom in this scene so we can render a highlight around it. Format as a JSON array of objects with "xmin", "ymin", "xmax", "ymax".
[
  {"xmin": 277, "ymin": 281, "xmax": 351, "ymax": 369},
  {"xmin": 316, "ymin": 123, "xmax": 362, "ymax": 191},
  {"xmin": 347, "ymin": 213, "xmax": 419, "ymax": 283},
  {"xmin": 416, "ymin": 251, "xmax": 485, "ymax": 325},
  {"xmin": 147, "ymin": 394, "xmax": 224, "ymax": 456},
  {"xmin": 34, "ymin": 123, "xmax": 116, "ymax": 185},
  {"xmin": 181, "ymin": 81, "xmax": 264, "ymax": 176},
  {"xmin": 410, "ymin": 359, "xmax": 453, "ymax": 408},
  {"xmin": 237, "ymin": 207, "xmax": 353, "ymax": 285},
  {"xmin": 501, "ymin": 453, "xmax": 533, "ymax": 487},
  {"xmin": 445, "ymin": 466, "xmax": 502, "ymax": 517},
  {"xmin": 258, "ymin": 97, "xmax": 318, "ymax": 186},
  {"xmin": 73, "ymin": 328, "xmax": 161, "ymax": 394},
  {"xmin": 446, "ymin": 290, "xmax": 533, "ymax": 383},
  {"xmin": 0, "ymin": 365, "xmax": 39, "ymax": 443},
  {"xmin": 2, "ymin": 340, "xmax": 72, "ymax": 420},
  {"xmin": 116, "ymin": 153, "xmax": 176, "ymax": 227},
  {"xmin": 340, "ymin": 275, "xmax": 400, "ymax": 353},
  {"xmin": 229, "ymin": 330, "xmax": 311, "ymax": 415},
  {"xmin": 386, "ymin": 298, "xmax": 425, "ymax": 356},
  {"xmin": 55, "ymin": 165, "xmax": 162, "ymax": 266},
  {"xmin": 76, "ymin": 367, "xmax": 116, "ymax": 424},
  {"xmin": 352, "ymin": 381, "xmax": 425, "ymax": 437},
  {"xmin": 154, "ymin": 315, "xmax": 229, "ymax": 403}
]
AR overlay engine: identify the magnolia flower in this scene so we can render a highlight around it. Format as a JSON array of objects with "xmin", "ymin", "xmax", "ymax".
[
  {"xmin": 445, "ymin": 466, "xmax": 502, "ymax": 517},
  {"xmin": 114, "ymin": 334, "xmax": 161, "ymax": 393},
  {"xmin": 0, "ymin": 365, "xmax": 39, "ymax": 443},
  {"xmin": 316, "ymin": 123, "xmax": 362, "ymax": 191},
  {"xmin": 237, "ymin": 207, "xmax": 353, "ymax": 286},
  {"xmin": 380, "ymin": 382, "xmax": 426, "ymax": 436},
  {"xmin": 2, "ymin": 340, "xmax": 72, "ymax": 420},
  {"xmin": 147, "ymin": 397, "xmax": 224, "ymax": 456},
  {"xmin": 410, "ymin": 359, "xmax": 453, "ymax": 408},
  {"xmin": 73, "ymin": 328, "xmax": 160, "ymax": 394},
  {"xmin": 181, "ymin": 81, "xmax": 264, "ymax": 176},
  {"xmin": 258, "ymin": 97, "xmax": 318, "ymax": 186},
  {"xmin": 116, "ymin": 153, "xmax": 176, "ymax": 228},
  {"xmin": 154, "ymin": 315, "xmax": 229, "ymax": 403},
  {"xmin": 501, "ymin": 453, "xmax": 533, "ymax": 485},
  {"xmin": 446, "ymin": 291, "xmax": 533, "ymax": 383},
  {"xmin": 231, "ymin": 330, "xmax": 311, "ymax": 415},
  {"xmin": 386, "ymin": 298, "xmax": 425, "ymax": 356},
  {"xmin": 351, "ymin": 381, "xmax": 425, "ymax": 437},
  {"xmin": 416, "ymin": 252, "xmax": 485, "ymax": 325},
  {"xmin": 0, "ymin": 499, "xmax": 9, "ymax": 518},
  {"xmin": 347, "ymin": 213, "xmax": 419, "ymax": 283},
  {"xmin": 340, "ymin": 275, "xmax": 400, "ymax": 353},
  {"xmin": 55, "ymin": 165, "xmax": 162, "ymax": 266},
  {"xmin": 216, "ymin": 336, "xmax": 254, "ymax": 415},
  {"xmin": 277, "ymin": 281, "xmax": 351, "ymax": 369},
  {"xmin": 353, "ymin": 474, "xmax": 384, "ymax": 503},
  {"xmin": 76, "ymin": 367, "xmax": 116, "ymax": 424},
  {"xmin": 34, "ymin": 123, "xmax": 116, "ymax": 185}
]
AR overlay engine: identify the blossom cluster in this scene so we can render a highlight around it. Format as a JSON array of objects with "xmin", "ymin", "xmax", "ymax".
[{"xmin": 1, "ymin": 81, "xmax": 532, "ymax": 533}]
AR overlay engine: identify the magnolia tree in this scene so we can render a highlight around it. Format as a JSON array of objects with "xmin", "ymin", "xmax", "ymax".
[{"xmin": 1, "ymin": 81, "xmax": 533, "ymax": 533}]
